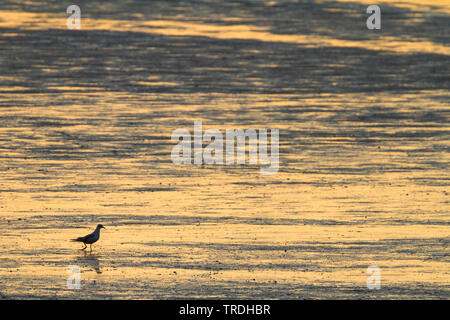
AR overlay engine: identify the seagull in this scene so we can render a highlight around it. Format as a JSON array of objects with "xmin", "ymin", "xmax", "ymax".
[{"xmin": 71, "ymin": 224, "xmax": 105, "ymax": 251}]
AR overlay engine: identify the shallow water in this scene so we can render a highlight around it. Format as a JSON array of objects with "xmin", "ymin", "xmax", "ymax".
[{"xmin": 0, "ymin": 0, "xmax": 448, "ymax": 299}]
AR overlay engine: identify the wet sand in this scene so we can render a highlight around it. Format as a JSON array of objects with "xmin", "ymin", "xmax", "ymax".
[{"xmin": 0, "ymin": 1, "xmax": 448, "ymax": 299}]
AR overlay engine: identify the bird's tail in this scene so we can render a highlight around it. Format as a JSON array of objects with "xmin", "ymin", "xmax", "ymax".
[{"xmin": 71, "ymin": 238, "xmax": 82, "ymax": 242}]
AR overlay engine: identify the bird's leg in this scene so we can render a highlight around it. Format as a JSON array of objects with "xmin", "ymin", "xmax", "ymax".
[
  {"xmin": 90, "ymin": 244, "xmax": 92, "ymax": 251},
  {"xmin": 81, "ymin": 243, "xmax": 87, "ymax": 250}
]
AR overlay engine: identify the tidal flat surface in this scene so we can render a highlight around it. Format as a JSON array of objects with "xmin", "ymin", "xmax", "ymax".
[{"xmin": 0, "ymin": 0, "xmax": 448, "ymax": 299}]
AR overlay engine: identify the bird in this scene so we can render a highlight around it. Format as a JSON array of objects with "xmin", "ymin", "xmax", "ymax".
[{"xmin": 71, "ymin": 224, "xmax": 105, "ymax": 251}]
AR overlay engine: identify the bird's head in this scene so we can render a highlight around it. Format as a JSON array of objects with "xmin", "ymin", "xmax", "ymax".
[{"xmin": 97, "ymin": 224, "xmax": 106, "ymax": 229}]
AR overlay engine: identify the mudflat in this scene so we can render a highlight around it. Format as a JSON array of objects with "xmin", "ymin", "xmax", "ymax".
[{"xmin": 0, "ymin": 0, "xmax": 448, "ymax": 299}]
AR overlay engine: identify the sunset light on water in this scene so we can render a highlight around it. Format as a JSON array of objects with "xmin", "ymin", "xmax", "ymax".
[{"xmin": 0, "ymin": 1, "xmax": 448, "ymax": 302}]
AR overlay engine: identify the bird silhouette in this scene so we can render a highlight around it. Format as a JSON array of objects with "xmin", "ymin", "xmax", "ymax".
[{"xmin": 71, "ymin": 224, "xmax": 105, "ymax": 251}]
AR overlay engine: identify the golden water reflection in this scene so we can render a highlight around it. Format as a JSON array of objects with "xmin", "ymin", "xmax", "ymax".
[
  {"xmin": 0, "ymin": 10, "xmax": 449, "ymax": 55},
  {"xmin": 0, "ymin": 89, "xmax": 448, "ymax": 298},
  {"xmin": 0, "ymin": 2, "xmax": 448, "ymax": 299}
]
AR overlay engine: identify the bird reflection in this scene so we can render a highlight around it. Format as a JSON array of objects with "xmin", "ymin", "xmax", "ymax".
[{"xmin": 75, "ymin": 251, "xmax": 102, "ymax": 274}]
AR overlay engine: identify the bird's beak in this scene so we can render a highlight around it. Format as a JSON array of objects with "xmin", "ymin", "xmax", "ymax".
[{"xmin": 102, "ymin": 226, "xmax": 106, "ymax": 229}]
